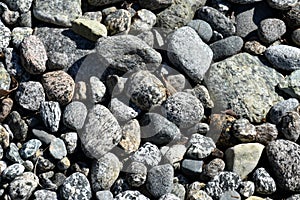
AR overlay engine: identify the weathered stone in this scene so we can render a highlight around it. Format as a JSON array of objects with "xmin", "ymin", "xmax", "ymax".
[
  {"xmin": 252, "ymin": 168, "xmax": 276, "ymax": 194},
  {"xmin": 268, "ymin": 98, "xmax": 299, "ymax": 124},
  {"xmin": 139, "ymin": 0, "xmax": 173, "ymax": 10},
  {"xmin": 119, "ymin": 119, "xmax": 141, "ymax": 154},
  {"xmin": 267, "ymin": 0, "xmax": 298, "ymax": 10},
  {"xmin": 104, "ymin": 9, "xmax": 131, "ymax": 35},
  {"xmin": 7, "ymin": 111, "xmax": 28, "ymax": 142},
  {"xmin": 2, "ymin": 163, "xmax": 25, "ymax": 180},
  {"xmin": 40, "ymin": 101, "xmax": 61, "ymax": 132},
  {"xmin": 186, "ymin": 134, "xmax": 216, "ymax": 159},
  {"xmin": 239, "ymin": 181, "xmax": 255, "ymax": 198},
  {"xmin": 187, "ymin": 19, "xmax": 213, "ymax": 43},
  {"xmin": 131, "ymin": 142, "xmax": 162, "ymax": 168},
  {"xmin": 258, "ymin": 18, "xmax": 286, "ymax": 44},
  {"xmin": 279, "ymin": 111, "xmax": 300, "ymax": 141},
  {"xmin": 279, "ymin": 70, "xmax": 300, "ymax": 99},
  {"xmin": 109, "ymin": 98, "xmax": 138, "ymax": 122},
  {"xmin": 232, "ymin": 118, "xmax": 256, "ymax": 142},
  {"xmin": 0, "ymin": 63, "xmax": 11, "ymax": 91},
  {"xmin": 20, "ymin": 139, "xmax": 42, "ymax": 159},
  {"xmin": 87, "ymin": 0, "xmax": 123, "ymax": 6},
  {"xmin": 244, "ymin": 41, "xmax": 266, "ymax": 55},
  {"xmin": 255, "ymin": 123, "xmax": 278, "ymax": 145},
  {"xmin": 63, "ymin": 101, "xmax": 87, "ymax": 130},
  {"xmin": 34, "ymin": 190, "xmax": 58, "ymax": 200},
  {"xmin": 49, "ymin": 138, "xmax": 67, "ymax": 160},
  {"xmin": 115, "ymin": 190, "xmax": 150, "ymax": 200}
]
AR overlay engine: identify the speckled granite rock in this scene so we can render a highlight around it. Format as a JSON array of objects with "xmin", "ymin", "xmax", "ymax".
[{"xmin": 279, "ymin": 70, "xmax": 300, "ymax": 99}]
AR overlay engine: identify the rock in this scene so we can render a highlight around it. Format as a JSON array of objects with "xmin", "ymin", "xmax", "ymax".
[
  {"xmin": 9, "ymin": 172, "xmax": 39, "ymax": 200},
  {"xmin": 33, "ymin": 0, "xmax": 82, "ymax": 27},
  {"xmin": 279, "ymin": 111, "xmax": 300, "ymax": 141},
  {"xmin": 114, "ymin": 190, "xmax": 150, "ymax": 200},
  {"xmin": 292, "ymin": 28, "xmax": 300, "ymax": 46},
  {"xmin": 146, "ymin": 164, "xmax": 174, "ymax": 198},
  {"xmin": 284, "ymin": 4, "xmax": 300, "ymax": 28},
  {"xmin": 33, "ymin": 190, "xmax": 58, "ymax": 200},
  {"xmin": 95, "ymin": 35, "xmax": 162, "ymax": 72},
  {"xmin": 125, "ymin": 70, "xmax": 167, "ymax": 110},
  {"xmin": 182, "ymin": 159, "xmax": 204, "ymax": 176},
  {"xmin": 186, "ymin": 189, "xmax": 212, "ymax": 200},
  {"xmin": 206, "ymin": 53, "xmax": 284, "ymax": 123},
  {"xmin": 80, "ymin": 104, "xmax": 122, "ymax": 159},
  {"xmin": 286, "ymin": 194, "xmax": 300, "ymax": 200},
  {"xmin": 0, "ymin": 125, "xmax": 10, "ymax": 148},
  {"xmin": 210, "ymin": 36, "xmax": 244, "ymax": 61},
  {"xmin": 61, "ymin": 172, "xmax": 92, "ymax": 200},
  {"xmin": 11, "ymin": 27, "xmax": 33, "ymax": 49},
  {"xmin": 49, "ymin": 138, "xmax": 67, "ymax": 160},
  {"xmin": 40, "ymin": 101, "xmax": 61, "ymax": 132},
  {"xmin": 20, "ymin": 139, "xmax": 42, "ymax": 159},
  {"xmin": 72, "ymin": 18, "xmax": 107, "ymax": 42},
  {"xmin": 245, "ymin": 197, "xmax": 265, "ymax": 200},
  {"xmin": 63, "ymin": 101, "xmax": 87, "ymax": 130},
  {"xmin": 119, "ymin": 119, "xmax": 141, "ymax": 153},
  {"xmin": 109, "ymin": 98, "xmax": 138, "ymax": 122},
  {"xmin": 279, "ymin": 70, "xmax": 300, "ymax": 99},
  {"xmin": 228, "ymin": 0, "xmax": 262, "ymax": 3},
  {"xmin": 265, "ymin": 45, "xmax": 300, "ymax": 71},
  {"xmin": 42, "ymin": 71, "xmax": 75, "ymax": 106},
  {"xmin": 225, "ymin": 143, "xmax": 265, "ymax": 179},
  {"xmin": 0, "ymin": 3, "xmax": 20, "ymax": 25},
  {"xmin": 266, "ymin": 139, "xmax": 300, "ymax": 191},
  {"xmin": 268, "ymin": 98, "xmax": 299, "ymax": 124},
  {"xmin": 167, "ymin": 26, "xmax": 213, "ymax": 83},
  {"xmin": 252, "ymin": 168, "xmax": 276, "ymax": 194},
  {"xmin": 87, "ymin": 0, "xmax": 123, "ymax": 6},
  {"xmin": 36, "ymin": 156, "xmax": 55, "ymax": 173},
  {"xmin": 232, "ymin": 118, "xmax": 256, "ymax": 142},
  {"xmin": 239, "ymin": 181, "xmax": 255, "ymax": 198},
  {"xmin": 244, "ymin": 40, "xmax": 266, "ymax": 55},
  {"xmin": 3, "ymin": 0, "xmax": 32, "ymax": 13},
  {"xmin": 187, "ymin": 123, "xmax": 210, "ymax": 136},
  {"xmin": 96, "ymin": 190, "xmax": 113, "ymax": 200},
  {"xmin": 0, "ymin": 22, "xmax": 11, "ymax": 49},
  {"xmin": 140, "ymin": 113, "xmax": 181, "ymax": 145},
  {"xmin": 0, "ymin": 161, "xmax": 7, "ymax": 174},
  {"xmin": 186, "ymin": 134, "xmax": 216, "ymax": 159},
  {"xmin": 91, "ymin": 152, "xmax": 121, "ymax": 191},
  {"xmin": 267, "ymin": 0, "xmax": 298, "ymax": 10},
  {"xmin": 202, "ymin": 158, "xmax": 226, "ymax": 180},
  {"xmin": 32, "ymin": 129, "xmax": 56, "ymax": 145},
  {"xmin": 258, "ymin": 18, "xmax": 286, "ymax": 44},
  {"xmin": 89, "ymin": 76, "xmax": 106, "ymax": 104},
  {"xmin": 0, "ymin": 98, "xmax": 13, "ymax": 123},
  {"xmin": 162, "ymin": 92, "xmax": 204, "ymax": 128},
  {"xmin": 15, "ymin": 81, "xmax": 45, "ymax": 111},
  {"xmin": 125, "ymin": 162, "xmax": 147, "ymax": 187},
  {"xmin": 111, "ymin": 177, "xmax": 130, "ymax": 196},
  {"xmin": 20, "ymin": 35, "xmax": 47, "ymax": 74},
  {"xmin": 82, "ymin": 11, "xmax": 102, "ymax": 21},
  {"xmin": 219, "ymin": 190, "xmax": 241, "ymax": 200},
  {"xmin": 0, "ymin": 63, "xmax": 11, "ymax": 91},
  {"xmin": 2, "ymin": 163, "xmax": 25, "ymax": 180},
  {"xmin": 131, "ymin": 142, "xmax": 162, "ymax": 168},
  {"xmin": 139, "ymin": 0, "xmax": 172, "ymax": 10},
  {"xmin": 6, "ymin": 143, "xmax": 23, "ymax": 163},
  {"xmin": 0, "ymin": 145, "xmax": 2, "ymax": 159},
  {"xmin": 130, "ymin": 9, "xmax": 156, "ymax": 34},
  {"xmin": 187, "ymin": 19, "xmax": 213, "ymax": 43},
  {"xmin": 7, "ymin": 111, "xmax": 28, "ymax": 142},
  {"xmin": 104, "ymin": 9, "xmax": 131, "ymax": 35},
  {"xmin": 23, "ymin": 160, "xmax": 33, "ymax": 171},
  {"xmin": 164, "ymin": 145, "xmax": 186, "ymax": 167},
  {"xmin": 57, "ymin": 157, "xmax": 71, "ymax": 171},
  {"xmin": 197, "ymin": 6, "xmax": 236, "ymax": 37},
  {"xmin": 255, "ymin": 123, "xmax": 278, "ymax": 145},
  {"xmin": 4, "ymin": 48, "xmax": 27, "ymax": 79},
  {"xmin": 61, "ymin": 132, "xmax": 78, "ymax": 154},
  {"xmin": 159, "ymin": 193, "xmax": 180, "ymax": 200}
]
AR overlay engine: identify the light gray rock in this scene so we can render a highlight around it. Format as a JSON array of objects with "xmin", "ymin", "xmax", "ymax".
[
  {"xmin": 63, "ymin": 101, "xmax": 88, "ymax": 130},
  {"xmin": 114, "ymin": 190, "xmax": 150, "ymax": 200},
  {"xmin": 61, "ymin": 132, "xmax": 78, "ymax": 154},
  {"xmin": 219, "ymin": 190, "xmax": 241, "ymax": 200},
  {"xmin": 11, "ymin": 27, "xmax": 33, "ymax": 48},
  {"xmin": 119, "ymin": 119, "xmax": 141, "ymax": 154},
  {"xmin": 6, "ymin": 143, "xmax": 24, "ymax": 164},
  {"xmin": 227, "ymin": 0, "xmax": 262, "ymax": 3},
  {"xmin": 163, "ymin": 145, "xmax": 186, "ymax": 167},
  {"xmin": 49, "ymin": 138, "xmax": 67, "ymax": 160},
  {"xmin": 104, "ymin": 9, "xmax": 131, "ymax": 35},
  {"xmin": 2, "ymin": 163, "xmax": 25, "ymax": 180},
  {"xmin": 40, "ymin": 101, "xmax": 61, "ymax": 132},
  {"xmin": 96, "ymin": 190, "xmax": 113, "ymax": 200},
  {"xmin": 109, "ymin": 98, "xmax": 138, "ymax": 122},
  {"xmin": 0, "ymin": 63, "xmax": 11, "ymax": 91},
  {"xmin": 238, "ymin": 181, "xmax": 255, "ymax": 198},
  {"xmin": 87, "ymin": 0, "xmax": 123, "ymax": 6},
  {"xmin": 258, "ymin": 18, "xmax": 286, "ymax": 44},
  {"xmin": 279, "ymin": 70, "xmax": 300, "ymax": 99},
  {"xmin": 182, "ymin": 159, "xmax": 204, "ymax": 176},
  {"xmin": 167, "ymin": 26, "xmax": 213, "ymax": 83},
  {"xmin": 33, "ymin": 190, "xmax": 58, "ymax": 200},
  {"xmin": 32, "ymin": 129, "xmax": 56, "ymax": 145},
  {"xmin": 125, "ymin": 162, "xmax": 147, "ymax": 187},
  {"xmin": 0, "ymin": 21, "xmax": 11, "ymax": 49},
  {"xmin": 292, "ymin": 28, "xmax": 300, "ymax": 46},
  {"xmin": 159, "ymin": 193, "xmax": 180, "ymax": 200},
  {"xmin": 131, "ymin": 142, "xmax": 162, "ymax": 168},
  {"xmin": 130, "ymin": 9, "xmax": 156, "ymax": 34},
  {"xmin": 187, "ymin": 19, "xmax": 213, "ymax": 43}
]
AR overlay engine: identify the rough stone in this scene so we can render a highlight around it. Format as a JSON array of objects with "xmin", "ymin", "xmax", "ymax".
[
  {"xmin": 279, "ymin": 111, "xmax": 300, "ymax": 141},
  {"xmin": 202, "ymin": 158, "xmax": 226, "ymax": 180},
  {"xmin": 186, "ymin": 134, "xmax": 216, "ymax": 159},
  {"xmin": 284, "ymin": 3, "xmax": 300, "ymax": 29},
  {"xmin": 131, "ymin": 142, "xmax": 162, "ymax": 168},
  {"xmin": 33, "ymin": 190, "xmax": 58, "ymax": 200},
  {"xmin": 267, "ymin": 0, "xmax": 298, "ymax": 10},
  {"xmin": 252, "ymin": 168, "xmax": 276, "ymax": 194},
  {"xmin": 232, "ymin": 118, "xmax": 256, "ymax": 142},
  {"xmin": 125, "ymin": 162, "xmax": 147, "ymax": 187},
  {"xmin": 130, "ymin": 9, "xmax": 156, "ymax": 34},
  {"xmin": 258, "ymin": 18, "xmax": 286, "ymax": 44},
  {"xmin": 255, "ymin": 123, "xmax": 278, "ymax": 145},
  {"xmin": 219, "ymin": 190, "xmax": 241, "ymax": 200},
  {"xmin": 268, "ymin": 98, "xmax": 299, "ymax": 124},
  {"xmin": 104, "ymin": 9, "xmax": 131, "ymax": 35},
  {"xmin": 139, "ymin": 0, "xmax": 173, "ymax": 10},
  {"xmin": 11, "ymin": 27, "xmax": 33, "ymax": 49},
  {"xmin": 40, "ymin": 101, "xmax": 61, "ymax": 132},
  {"xmin": 0, "ymin": 21, "xmax": 11, "ymax": 49},
  {"xmin": 63, "ymin": 101, "xmax": 87, "ymax": 130},
  {"xmin": 279, "ymin": 70, "xmax": 300, "ymax": 99},
  {"xmin": 6, "ymin": 143, "xmax": 23, "ymax": 163},
  {"xmin": 292, "ymin": 28, "xmax": 300, "ymax": 46},
  {"xmin": 109, "ymin": 98, "xmax": 138, "ymax": 122},
  {"xmin": 20, "ymin": 139, "xmax": 42, "ymax": 159},
  {"xmin": 7, "ymin": 111, "xmax": 28, "ymax": 142},
  {"xmin": 159, "ymin": 193, "xmax": 181, "ymax": 200},
  {"xmin": 1, "ymin": 163, "xmax": 25, "ymax": 180},
  {"xmin": 187, "ymin": 19, "xmax": 213, "ymax": 43},
  {"xmin": 61, "ymin": 132, "xmax": 78, "ymax": 154},
  {"xmin": 114, "ymin": 190, "xmax": 150, "ymax": 200},
  {"xmin": 96, "ymin": 190, "xmax": 113, "ymax": 200},
  {"xmin": 228, "ymin": 0, "xmax": 262, "ymax": 3},
  {"xmin": 164, "ymin": 145, "xmax": 186, "ymax": 167},
  {"xmin": 87, "ymin": 0, "xmax": 123, "ymax": 6},
  {"xmin": 119, "ymin": 119, "xmax": 141, "ymax": 153},
  {"xmin": 239, "ymin": 181, "xmax": 255, "ymax": 198}
]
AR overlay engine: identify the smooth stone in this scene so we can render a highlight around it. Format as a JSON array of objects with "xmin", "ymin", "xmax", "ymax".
[
  {"xmin": 182, "ymin": 159, "xmax": 204, "ymax": 176},
  {"xmin": 96, "ymin": 190, "xmax": 113, "ymax": 200},
  {"xmin": 20, "ymin": 139, "xmax": 42, "ymax": 159},
  {"xmin": 187, "ymin": 19, "xmax": 213, "ymax": 43},
  {"xmin": 163, "ymin": 145, "xmax": 186, "ymax": 167},
  {"xmin": 167, "ymin": 26, "xmax": 213, "ymax": 83},
  {"xmin": 40, "ymin": 101, "xmax": 61, "ymax": 132},
  {"xmin": 63, "ymin": 101, "xmax": 88, "ymax": 130},
  {"xmin": 252, "ymin": 168, "xmax": 276, "ymax": 194},
  {"xmin": 131, "ymin": 142, "xmax": 162, "ymax": 168},
  {"xmin": 225, "ymin": 143, "xmax": 265, "ymax": 179},
  {"xmin": 206, "ymin": 53, "xmax": 284, "ymax": 123},
  {"xmin": 32, "ymin": 129, "xmax": 56, "ymax": 145},
  {"xmin": 49, "ymin": 138, "xmax": 67, "ymax": 160},
  {"xmin": 268, "ymin": 98, "xmax": 299, "ymax": 124},
  {"xmin": 89, "ymin": 76, "xmax": 106, "ymax": 104},
  {"xmin": 265, "ymin": 45, "xmax": 300, "ymax": 71},
  {"xmin": 219, "ymin": 190, "xmax": 241, "ymax": 200},
  {"xmin": 258, "ymin": 18, "xmax": 286, "ymax": 44}
]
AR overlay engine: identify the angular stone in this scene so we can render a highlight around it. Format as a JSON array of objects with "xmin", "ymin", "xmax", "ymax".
[
  {"xmin": 252, "ymin": 168, "xmax": 276, "ymax": 194},
  {"xmin": 186, "ymin": 134, "xmax": 216, "ymax": 159},
  {"xmin": 87, "ymin": 0, "xmax": 123, "ymax": 6},
  {"xmin": 268, "ymin": 98, "xmax": 299, "ymax": 124},
  {"xmin": 232, "ymin": 118, "xmax": 256, "ymax": 142},
  {"xmin": 34, "ymin": 190, "xmax": 58, "ymax": 200},
  {"xmin": 202, "ymin": 158, "xmax": 225, "ymax": 180},
  {"xmin": 0, "ymin": 22, "xmax": 11, "ymax": 49},
  {"xmin": 11, "ymin": 27, "xmax": 33, "ymax": 49},
  {"xmin": 115, "ymin": 191, "xmax": 150, "ymax": 200},
  {"xmin": 130, "ymin": 9, "xmax": 157, "ymax": 34},
  {"xmin": 255, "ymin": 123, "xmax": 278, "ymax": 145},
  {"xmin": 61, "ymin": 132, "xmax": 78, "ymax": 154},
  {"xmin": 125, "ymin": 162, "xmax": 147, "ymax": 187},
  {"xmin": 159, "ymin": 193, "xmax": 180, "ymax": 200},
  {"xmin": 239, "ymin": 181, "xmax": 255, "ymax": 198},
  {"xmin": 139, "ymin": 0, "xmax": 172, "ymax": 10},
  {"xmin": 284, "ymin": 3, "xmax": 300, "ymax": 29},
  {"xmin": 104, "ymin": 9, "xmax": 131, "ymax": 35},
  {"xmin": 40, "ymin": 101, "xmax": 61, "ymax": 132},
  {"xmin": 279, "ymin": 70, "xmax": 300, "ymax": 99},
  {"xmin": 0, "ymin": 64, "xmax": 11, "ymax": 91},
  {"xmin": 7, "ymin": 111, "xmax": 28, "ymax": 142},
  {"xmin": 182, "ymin": 159, "xmax": 204, "ymax": 176},
  {"xmin": 206, "ymin": 53, "xmax": 284, "ymax": 123},
  {"xmin": 2, "ymin": 163, "xmax": 25, "ymax": 180}
]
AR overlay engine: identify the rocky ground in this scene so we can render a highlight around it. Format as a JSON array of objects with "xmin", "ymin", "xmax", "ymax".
[{"xmin": 0, "ymin": 0, "xmax": 300, "ymax": 199}]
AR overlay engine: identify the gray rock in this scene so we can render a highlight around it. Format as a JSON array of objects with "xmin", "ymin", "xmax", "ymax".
[
  {"xmin": 163, "ymin": 145, "xmax": 186, "ymax": 168},
  {"xmin": 286, "ymin": 194, "xmax": 300, "ymax": 200},
  {"xmin": 187, "ymin": 19, "xmax": 213, "ymax": 43},
  {"xmin": 20, "ymin": 139, "xmax": 42, "ymax": 159},
  {"xmin": 80, "ymin": 104, "xmax": 122, "ymax": 159},
  {"xmin": 167, "ymin": 26, "xmax": 213, "ymax": 83},
  {"xmin": 61, "ymin": 132, "xmax": 78, "ymax": 154},
  {"xmin": 114, "ymin": 190, "xmax": 150, "ymax": 200},
  {"xmin": 0, "ymin": 3, "xmax": 20, "ymax": 25},
  {"xmin": 225, "ymin": 143, "xmax": 265, "ymax": 179},
  {"xmin": 96, "ymin": 190, "xmax": 113, "ymax": 200},
  {"xmin": 279, "ymin": 111, "xmax": 300, "ymax": 141},
  {"xmin": 36, "ymin": 156, "xmax": 55, "ymax": 173},
  {"xmin": 140, "ymin": 113, "xmax": 181, "ymax": 145},
  {"xmin": 2, "ymin": 163, "xmax": 25, "ymax": 180},
  {"xmin": 6, "ymin": 143, "xmax": 23, "ymax": 163},
  {"xmin": 95, "ymin": 35, "xmax": 162, "ymax": 72},
  {"xmin": 33, "ymin": 190, "xmax": 58, "ymax": 200},
  {"xmin": 61, "ymin": 172, "xmax": 92, "ymax": 200},
  {"xmin": 7, "ymin": 111, "xmax": 28, "ymax": 142},
  {"xmin": 172, "ymin": 181, "xmax": 186, "ymax": 200},
  {"xmin": 182, "ymin": 159, "xmax": 204, "ymax": 176},
  {"xmin": 126, "ymin": 162, "xmax": 147, "ymax": 187},
  {"xmin": 15, "ymin": 81, "xmax": 45, "ymax": 111},
  {"xmin": 186, "ymin": 189, "xmax": 212, "ymax": 200},
  {"xmin": 232, "ymin": 118, "xmax": 256, "ymax": 142},
  {"xmin": 130, "ymin": 9, "xmax": 156, "ymax": 34},
  {"xmin": 267, "ymin": 0, "xmax": 298, "ymax": 10},
  {"xmin": 252, "ymin": 168, "xmax": 276, "ymax": 194},
  {"xmin": 3, "ymin": 0, "xmax": 32, "ymax": 13},
  {"xmin": 159, "ymin": 193, "xmax": 180, "ymax": 200},
  {"xmin": 266, "ymin": 139, "xmax": 300, "ymax": 191},
  {"xmin": 0, "ymin": 63, "xmax": 11, "ymax": 91},
  {"xmin": 0, "ymin": 21, "xmax": 11, "ymax": 49},
  {"xmin": 197, "ymin": 6, "xmax": 236, "ymax": 37},
  {"xmin": 186, "ymin": 134, "xmax": 216, "ymax": 159},
  {"xmin": 23, "ymin": 160, "xmax": 34, "ymax": 171},
  {"xmin": 238, "ymin": 181, "xmax": 255, "ymax": 198},
  {"xmin": 227, "ymin": 0, "xmax": 262, "ymax": 3},
  {"xmin": 11, "ymin": 27, "xmax": 33, "ymax": 49},
  {"xmin": 244, "ymin": 40, "xmax": 266, "ymax": 55},
  {"xmin": 119, "ymin": 119, "xmax": 141, "ymax": 154},
  {"xmin": 279, "ymin": 70, "xmax": 300, "ymax": 99},
  {"xmin": 111, "ymin": 177, "xmax": 130, "ymax": 196},
  {"xmin": 32, "ymin": 129, "xmax": 56, "ymax": 145},
  {"xmin": 206, "ymin": 53, "xmax": 284, "ymax": 123},
  {"xmin": 210, "ymin": 36, "xmax": 244, "ymax": 61},
  {"xmin": 0, "ymin": 124, "xmax": 10, "ymax": 149},
  {"xmin": 104, "ymin": 9, "xmax": 131, "ymax": 35},
  {"xmin": 187, "ymin": 123, "xmax": 210, "ymax": 136},
  {"xmin": 49, "ymin": 138, "xmax": 67, "ymax": 160},
  {"xmin": 147, "ymin": 164, "xmax": 174, "ymax": 198},
  {"xmin": 258, "ymin": 18, "xmax": 286, "ymax": 44},
  {"xmin": 292, "ymin": 28, "xmax": 300, "ymax": 46},
  {"xmin": 0, "ymin": 145, "xmax": 2, "ymax": 160},
  {"xmin": 91, "ymin": 152, "xmax": 121, "ymax": 191},
  {"xmin": 87, "ymin": 0, "xmax": 123, "ymax": 6},
  {"xmin": 126, "ymin": 70, "xmax": 167, "ymax": 111},
  {"xmin": 63, "ymin": 101, "xmax": 87, "ymax": 130},
  {"xmin": 82, "ymin": 11, "xmax": 102, "ymax": 21},
  {"xmin": 219, "ymin": 190, "xmax": 241, "ymax": 200},
  {"xmin": 131, "ymin": 142, "xmax": 162, "ymax": 168},
  {"xmin": 202, "ymin": 158, "xmax": 226, "ymax": 180},
  {"xmin": 4, "ymin": 48, "xmax": 26, "ymax": 79},
  {"xmin": 9, "ymin": 172, "xmax": 39, "ymax": 200},
  {"xmin": 89, "ymin": 76, "xmax": 106, "ymax": 104},
  {"xmin": 109, "ymin": 98, "xmax": 138, "ymax": 122},
  {"xmin": 265, "ymin": 45, "xmax": 300, "ymax": 71},
  {"xmin": 33, "ymin": 0, "xmax": 82, "ymax": 27},
  {"xmin": 139, "ymin": 0, "xmax": 172, "ymax": 10},
  {"xmin": 19, "ymin": 11, "xmax": 32, "ymax": 27},
  {"xmin": 40, "ymin": 101, "xmax": 61, "ymax": 132},
  {"xmin": 268, "ymin": 98, "xmax": 299, "ymax": 124},
  {"xmin": 162, "ymin": 92, "xmax": 204, "ymax": 128},
  {"xmin": 0, "ymin": 160, "xmax": 7, "ymax": 174},
  {"xmin": 255, "ymin": 123, "xmax": 278, "ymax": 145},
  {"xmin": 284, "ymin": 4, "xmax": 300, "ymax": 28}
]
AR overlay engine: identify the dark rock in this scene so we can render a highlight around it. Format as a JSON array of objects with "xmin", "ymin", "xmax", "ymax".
[
  {"xmin": 268, "ymin": 98, "xmax": 299, "ymax": 124},
  {"xmin": 187, "ymin": 19, "xmax": 213, "ymax": 43},
  {"xmin": 7, "ymin": 111, "xmax": 28, "ymax": 141},
  {"xmin": 279, "ymin": 111, "xmax": 300, "ymax": 141},
  {"xmin": 258, "ymin": 18, "xmax": 286, "ymax": 44},
  {"xmin": 252, "ymin": 167, "xmax": 276, "ymax": 194}
]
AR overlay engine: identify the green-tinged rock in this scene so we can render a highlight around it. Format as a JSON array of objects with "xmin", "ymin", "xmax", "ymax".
[
  {"xmin": 72, "ymin": 18, "xmax": 107, "ymax": 42},
  {"xmin": 225, "ymin": 143, "xmax": 265, "ymax": 179},
  {"xmin": 206, "ymin": 53, "xmax": 284, "ymax": 123},
  {"xmin": 279, "ymin": 69, "xmax": 300, "ymax": 99},
  {"xmin": 0, "ymin": 63, "xmax": 11, "ymax": 91}
]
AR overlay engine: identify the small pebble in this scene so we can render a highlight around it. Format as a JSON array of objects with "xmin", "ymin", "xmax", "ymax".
[
  {"xmin": 202, "ymin": 158, "xmax": 226, "ymax": 180},
  {"xmin": 11, "ymin": 27, "xmax": 33, "ymax": 48},
  {"xmin": 181, "ymin": 159, "xmax": 204, "ymax": 176},
  {"xmin": 57, "ymin": 157, "xmax": 71, "ymax": 171},
  {"xmin": 244, "ymin": 41, "xmax": 266, "ymax": 55},
  {"xmin": 109, "ymin": 98, "xmax": 138, "ymax": 122},
  {"xmin": 130, "ymin": 9, "xmax": 156, "ymax": 34},
  {"xmin": 104, "ymin": 9, "xmax": 131, "ymax": 35},
  {"xmin": 32, "ymin": 129, "xmax": 56, "ymax": 145},
  {"xmin": 119, "ymin": 119, "xmax": 141, "ymax": 154},
  {"xmin": 252, "ymin": 168, "xmax": 276, "ymax": 194},
  {"xmin": 6, "ymin": 143, "xmax": 23, "ymax": 163},
  {"xmin": 159, "ymin": 193, "xmax": 180, "ymax": 200},
  {"xmin": 40, "ymin": 101, "xmax": 61, "ymax": 132},
  {"xmin": 20, "ymin": 139, "xmax": 42, "ymax": 159},
  {"xmin": 96, "ymin": 190, "xmax": 113, "ymax": 200},
  {"xmin": 1, "ymin": 163, "xmax": 25, "ymax": 180},
  {"xmin": 49, "ymin": 138, "xmax": 67, "ymax": 160},
  {"xmin": 219, "ymin": 190, "xmax": 241, "ymax": 200},
  {"xmin": 0, "ymin": 21, "xmax": 11, "ymax": 49},
  {"xmin": 114, "ymin": 190, "xmax": 150, "ymax": 200},
  {"xmin": 131, "ymin": 142, "xmax": 162, "ymax": 168}
]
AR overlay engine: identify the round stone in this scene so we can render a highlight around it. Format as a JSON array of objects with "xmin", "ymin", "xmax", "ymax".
[
  {"xmin": 63, "ymin": 101, "xmax": 87, "ymax": 130},
  {"xmin": 279, "ymin": 111, "xmax": 300, "ymax": 141},
  {"xmin": 42, "ymin": 70, "xmax": 75, "ymax": 106},
  {"xmin": 49, "ymin": 138, "xmax": 67, "ymax": 160},
  {"xmin": 2, "ymin": 163, "xmax": 25, "ymax": 180},
  {"xmin": 15, "ymin": 81, "xmax": 45, "ymax": 111},
  {"xmin": 162, "ymin": 92, "xmax": 204, "ymax": 128},
  {"xmin": 126, "ymin": 162, "xmax": 147, "ymax": 187},
  {"xmin": 258, "ymin": 18, "xmax": 286, "ymax": 44},
  {"xmin": 96, "ymin": 190, "xmax": 113, "ymax": 200},
  {"xmin": 292, "ymin": 28, "xmax": 300, "ymax": 46},
  {"xmin": 20, "ymin": 139, "xmax": 42, "ymax": 159},
  {"xmin": 268, "ymin": 98, "xmax": 299, "ymax": 124},
  {"xmin": 252, "ymin": 168, "xmax": 276, "ymax": 194},
  {"xmin": 119, "ymin": 119, "xmax": 141, "ymax": 154},
  {"xmin": 40, "ymin": 101, "xmax": 61, "ymax": 132},
  {"xmin": 187, "ymin": 19, "xmax": 213, "ymax": 43}
]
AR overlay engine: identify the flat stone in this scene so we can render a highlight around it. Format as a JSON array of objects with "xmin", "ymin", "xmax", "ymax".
[
  {"xmin": 61, "ymin": 172, "xmax": 92, "ymax": 200},
  {"xmin": 225, "ymin": 143, "xmax": 265, "ymax": 179},
  {"xmin": 109, "ymin": 98, "xmax": 138, "ymax": 122},
  {"xmin": 63, "ymin": 101, "xmax": 88, "ymax": 130},
  {"xmin": 119, "ymin": 119, "xmax": 141, "ymax": 154},
  {"xmin": 164, "ymin": 145, "xmax": 186, "ymax": 167},
  {"xmin": 267, "ymin": 0, "xmax": 298, "ymax": 10},
  {"xmin": 265, "ymin": 45, "xmax": 300, "ymax": 71},
  {"xmin": 91, "ymin": 152, "xmax": 121, "ymax": 191},
  {"xmin": 32, "ymin": 129, "xmax": 56, "ymax": 145},
  {"xmin": 131, "ymin": 142, "xmax": 162, "ymax": 168},
  {"xmin": 40, "ymin": 101, "xmax": 61, "ymax": 132},
  {"xmin": 167, "ymin": 26, "xmax": 213, "ymax": 83},
  {"xmin": 187, "ymin": 19, "xmax": 213, "ymax": 43},
  {"xmin": 186, "ymin": 189, "xmax": 212, "ymax": 200},
  {"xmin": 104, "ymin": 9, "xmax": 131, "ymax": 35},
  {"xmin": 182, "ymin": 159, "xmax": 204, "ymax": 176},
  {"xmin": 268, "ymin": 98, "xmax": 299, "ymax": 124},
  {"xmin": 2, "ymin": 163, "xmax": 25, "ymax": 180},
  {"xmin": 72, "ymin": 18, "xmax": 107, "ymax": 42},
  {"xmin": 80, "ymin": 104, "xmax": 122, "ymax": 159},
  {"xmin": 279, "ymin": 111, "xmax": 300, "ymax": 141},
  {"xmin": 34, "ymin": 190, "xmax": 58, "ymax": 200},
  {"xmin": 115, "ymin": 190, "xmax": 150, "ymax": 200},
  {"xmin": 258, "ymin": 18, "xmax": 286, "ymax": 44},
  {"xmin": 49, "ymin": 138, "xmax": 67, "ymax": 159},
  {"xmin": 33, "ymin": 0, "xmax": 82, "ymax": 27},
  {"xmin": 252, "ymin": 167, "xmax": 276, "ymax": 194},
  {"xmin": 206, "ymin": 53, "xmax": 284, "ymax": 123},
  {"xmin": 279, "ymin": 70, "xmax": 300, "ymax": 99},
  {"xmin": 266, "ymin": 139, "xmax": 300, "ymax": 191},
  {"xmin": 146, "ymin": 164, "xmax": 174, "ymax": 198},
  {"xmin": 20, "ymin": 139, "xmax": 42, "ymax": 159},
  {"xmin": 244, "ymin": 40, "xmax": 266, "ymax": 55},
  {"xmin": 186, "ymin": 134, "xmax": 216, "ymax": 159}
]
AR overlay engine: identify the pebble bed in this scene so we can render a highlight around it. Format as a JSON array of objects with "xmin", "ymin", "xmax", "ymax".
[{"xmin": 0, "ymin": 0, "xmax": 300, "ymax": 200}]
